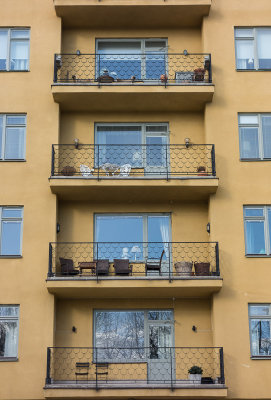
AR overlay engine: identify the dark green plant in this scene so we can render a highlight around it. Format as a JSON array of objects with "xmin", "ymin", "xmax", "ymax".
[{"xmin": 188, "ymin": 365, "xmax": 203, "ymax": 374}]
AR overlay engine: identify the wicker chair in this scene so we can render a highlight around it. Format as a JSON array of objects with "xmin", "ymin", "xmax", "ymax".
[
  {"xmin": 113, "ymin": 259, "xmax": 133, "ymax": 275},
  {"xmin": 59, "ymin": 257, "xmax": 79, "ymax": 275},
  {"xmin": 96, "ymin": 259, "xmax": 110, "ymax": 275}
]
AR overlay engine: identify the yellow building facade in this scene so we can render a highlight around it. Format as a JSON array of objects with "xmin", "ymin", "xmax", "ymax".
[{"xmin": 0, "ymin": 1, "xmax": 271, "ymax": 399}]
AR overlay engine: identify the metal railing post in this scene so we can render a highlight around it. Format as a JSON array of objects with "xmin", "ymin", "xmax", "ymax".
[
  {"xmin": 168, "ymin": 242, "xmax": 172, "ymax": 283},
  {"xmin": 211, "ymin": 144, "xmax": 216, "ymax": 176},
  {"xmin": 208, "ymin": 54, "xmax": 212, "ymax": 83},
  {"xmin": 219, "ymin": 348, "xmax": 225, "ymax": 384},
  {"xmin": 48, "ymin": 243, "xmax": 53, "ymax": 278},
  {"xmin": 97, "ymin": 145, "xmax": 100, "ymax": 181},
  {"xmin": 51, "ymin": 145, "xmax": 55, "ymax": 177},
  {"xmin": 45, "ymin": 348, "xmax": 52, "ymax": 384},
  {"xmin": 95, "ymin": 347, "xmax": 98, "ymax": 390},
  {"xmin": 215, "ymin": 242, "xmax": 220, "ymax": 277},
  {"xmin": 53, "ymin": 54, "xmax": 57, "ymax": 83},
  {"xmin": 166, "ymin": 144, "xmax": 169, "ymax": 181},
  {"xmin": 170, "ymin": 347, "xmax": 174, "ymax": 391},
  {"xmin": 96, "ymin": 243, "xmax": 99, "ymax": 283}
]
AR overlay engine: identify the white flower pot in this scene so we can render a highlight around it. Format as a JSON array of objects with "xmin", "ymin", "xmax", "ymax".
[{"xmin": 189, "ymin": 374, "xmax": 202, "ymax": 384}]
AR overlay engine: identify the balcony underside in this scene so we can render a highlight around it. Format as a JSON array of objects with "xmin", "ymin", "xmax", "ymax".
[
  {"xmin": 44, "ymin": 385, "xmax": 227, "ymax": 399},
  {"xmin": 54, "ymin": 0, "xmax": 212, "ymax": 29},
  {"xmin": 46, "ymin": 278, "xmax": 223, "ymax": 299},
  {"xmin": 49, "ymin": 177, "xmax": 218, "ymax": 202},
  {"xmin": 52, "ymin": 85, "xmax": 214, "ymax": 112}
]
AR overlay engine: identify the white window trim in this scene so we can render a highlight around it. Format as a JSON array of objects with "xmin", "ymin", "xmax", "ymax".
[
  {"xmin": 0, "ymin": 207, "xmax": 24, "ymax": 256},
  {"xmin": 249, "ymin": 304, "xmax": 271, "ymax": 358},
  {"xmin": 0, "ymin": 28, "xmax": 30, "ymax": 72},
  {"xmin": 0, "ymin": 305, "xmax": 19, "ymax": 360},
  {"xmin": 0, "ymin": 114, "xmax": 26, "ymax": 161},
  {"xmin": 244, "ymin": 206, "xmax": 271, "ymax": 256},
  {"xmin": 238, "ymin": 113, "xmax": 271, "ymax": 160}
]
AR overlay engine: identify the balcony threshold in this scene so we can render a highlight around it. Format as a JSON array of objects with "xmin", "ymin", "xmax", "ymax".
[
  {"xmin": 47, "ymin": 276, "xmax": 222, "ymax": 281},
  {"xmin": 50, "ymin": 176, "xmax": 217, "ymax": 180},
  {"xmin": 45, "ymin": 382, "xmax": 226, "ymax": 389}
]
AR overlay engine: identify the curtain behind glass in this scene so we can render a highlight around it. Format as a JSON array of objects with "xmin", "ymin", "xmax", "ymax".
[
  {"xmin": 239, "ymin": 127, "xmax": 259, "ymax": 159},
  {"xmin": 245, "ymin": 220, "xmax": 265, "ymax": 254},
  {"xmin": 257, "ymin": 29, "xmax": 271, "ymax": 69},
  {"xmin": 1, "ymin": 221, "xmax": 22, "ymax": 255},
  {"xmin": 5, "ymin": 127, "xmax": 25, "ymax": 159},
  {"xmin": 236, "ymin": 40, "xmax": 254, "ymax": 69},
  {"xmin": 0, "ymin": 116, "xmax": 3, "ymax": 158},
  {"xmin": 0, "ymin": 321, "xmax": 18, "ymax": 357},
  {"xmin": 0, "ymin": 30, "xmax": 8, "ymax": 70},
  {"xmin": 10, "ymin": 40, "xmax": 29, "ymax": 70},
  {"xmin": 262, "ymin": 116, "xmax": 271, "ymax": 158}
]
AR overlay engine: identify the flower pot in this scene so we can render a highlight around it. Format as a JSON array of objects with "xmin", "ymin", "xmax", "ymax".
[
  {"xmin": 197, "ymin": 166, "xmax": 208, "ymax": 176},
  {"xmin": 194, "ymin": 262, "xmax": 210, "ymax": 276},
  {"xmin": 175, "ymin": 261, "xmax": 193, "ymax": 277},
  {"xmin": 160, "ymin": 74, "xmax": 168, "ymax": 83},
  {"xmin": 189, "ymin": 374, "xmax": 202, "ymax": 384},
  {"xmin": 194, "ymin": 68, "xmax": 205, "ymax": 82},
  {"xmin": 61, "ymin": 166, "xmax": 76, "ymax": 176}
]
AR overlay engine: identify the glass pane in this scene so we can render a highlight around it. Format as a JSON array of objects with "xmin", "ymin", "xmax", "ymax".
[
  {"xmin": 0, "ymin": 306, "xmax": 19, "ymax": 317},
  {"xmin": 239, "ymin": 115, "xmax": 258, "ymax": 124},
  {"xmin": 146, "ymin": 125, "xmax": 168, "ymax": 133},
  {"xmin": 0, "ymin": 30, "xmax": 8, "ymax": 70},
  {"xmin": 245, "ymin": 208, "xmax": 264, "ymax": 217},
  {"xmin": 0, "ymin": 320, "xmax": 18, "ymax": 357},
  {"xmin": 2, "ymin": 208, "xmax": 22, "ymax": 218},
  {"xmin": 146, "ymin": 52, "xmax": 166, "ymax": 80},
  {"xmin": 1, "ymin": 221, "xmax": 22, "ymax": 255},
  {"xmin": 95, "ymin": 311, "xmax": 144, "ymax": 360},
  {"xmin": 149, "ymin": 325, "xmax": 172, "ymax": 359},
  {"xmin": 249, "ymin": 305, "xmax": 270, "ymax": 316},
  {"xmin": 235, "ymin": 29, "xmax": 254, "ymax": 38},
  {"xmin": 236, "ymin": 40, "xmax": 254, "ymax": 69},
  {"xmin": 262, "ymin": 116, "xmax": 271, "ymax": 158},
  {"xmin": 245, "ymin": 220, "xmax": 266, "ymax": 254},
  {"xmin": 6, "ymin": 115, "xmax": 26, "ymax": 125},
  {"xmin": 239, "ymin": 127, "xmax": 259, "ymax": 159},
  {"xmin": 251, "ymin": 319, "xmax": 271, "ymax": 356},
  {"xmin": 146, "ymin": 136, "xmax": 167, "ymax": 167},
  {"xmin": 257, "ymin": 29, "xmax": 271, "ymax": 69},
  {"xmin": 10, "ymin": 40, "xmax": 29, "ymax": 70},
  {"xmin": 145, "ymin": 41, "xmax": 167, "ymax": 50},
  {"xmin": 5, "ymin": 127, "xmax": 25, "ymax": 159},
  {"xmin": 10, "ymin": 30, "xmax": 30, "ymax": 39},
  {"xmin": 148, "ymin": 311, "xmax": 173, "ymax": 320},
  {"xmin": 0, "ymin": 116, "xmax": 3, "ymax": 158},
  {"xmin": 147, "ymin": 216, "xmax": 170, "ymax": 261}
]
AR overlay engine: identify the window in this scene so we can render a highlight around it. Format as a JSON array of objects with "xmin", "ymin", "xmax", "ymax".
[
  {"xmin": 0, "ymin": 207, "xmax": 23, "ymax": 256},
  {"xmin": 235, "ymin": 28, "xmax": 271, "ymax": 70},
  {"xmin": 244, "ymin": 206, "xmax": 271, "ymax": 255},
  {"xmin": 0, "ymin": 115, "xmax": 26, "ymax": 160},
  {"xmin": 94, "ymin": 213, "xmax": 171, "ymax": 260},
  {"xmin": 0, "ymin": 29, "xmax": 30, "ymax": 71},
  {"xmin": 0, "ymin": 306, "xmax": 19, "ymax": 359},
  {"xmin": 249, "ymin": 304, "xmax": 271, "ymax": 357},
  {"xmin": 239, "ymin": 114, "xmax": 271, "ymax": 160},
  {"xmin": 94, "ymin": 309, "xmax": 173, "ymax": 361},
  {"xmin": 96, "ymin": 39, "xmax": 167, "ymax": 80}
]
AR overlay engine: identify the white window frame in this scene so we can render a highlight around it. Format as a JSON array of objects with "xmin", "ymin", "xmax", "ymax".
[
  {"xmin": 0, "ymin": 207, "xmax": 24, "ymax": 256},
  {"xmin": 0, "ymin": 28, "xmax": 30, "ymax": 71},
  {"xmin": 244, "ymin": 206, "xmax": 271, "ymax": 256},
  {"xmin": 0, "ymin": 305, "xmax": 19, "ymax": 360},
  {"xmin": 249, "ymin": 304, "xmax": 271, "ymax": 358},
  {"xmin": 235, "ymin": 27, "xmax": 271, "ymax": 70},
  {"xmin": 0, "ymin": 114, "xmax": 26, "ymax": 160}
]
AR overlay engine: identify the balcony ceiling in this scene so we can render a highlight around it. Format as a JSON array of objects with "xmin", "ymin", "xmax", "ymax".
[{"xmin": 54, "ymin": 0, "xmax": 212, "ymax": 29}]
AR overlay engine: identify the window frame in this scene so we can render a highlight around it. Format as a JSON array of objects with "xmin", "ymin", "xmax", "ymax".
[
  {"xmin": 0, "ymin": 114, "xmax": 26, "ymax": 161},
  {"xmin": 235, "ymin": 27, "xmax": 271, "ymax": 71},
  {"xmin": 0, "ymin": 207, "xmax": 24, "ymax": 257},
  {"xmin": 249, "ymin": 304, "xmax": 271, "ymax": 359},
  {"xmin": 238, "ymin": 113, "xmax": 271, "ymax": 161},
  {"xmin": 0, "ymin": 28, "xmax": 30, "ymax": 72},
  {"xmin": 0, "ymin": 305, "xmax": 20, "ymax": 361},
  {"xmin": 243, "ymin": 206, "xmax": 271, "ymax": 256}
]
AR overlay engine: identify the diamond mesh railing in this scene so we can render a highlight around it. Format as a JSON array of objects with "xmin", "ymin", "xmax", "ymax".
[
  {"xmin": 45, "ymin": 346, "xmax": 225, "ymax": 388},
  {"xmin": 54, "ymin": 53, "xmax": 212, "ymax": 84},
  {"xmin": 51, "ymin": 144, "xmax": 216, "ymax": 178},
  {"xmin": 48, "ymin": 241, "xmax": 220, "ymax": 280}
]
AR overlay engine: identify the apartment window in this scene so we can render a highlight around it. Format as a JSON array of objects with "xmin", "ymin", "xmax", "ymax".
[
  {"xmin": 0, "ymin": 306, "xmax": 19, "ymax": 359},
  {"xmin": 0, "ymin": 29, "xmax": 30, "ymax": 71},
  {"xmin": 0, "ymin": 115, "xmax": 26, "ymax": 160},
  {"xmin": 235, "ymin": 28, "xmax": 271, "ymax": 70},
  {"xmin": 244, "ymin": 206, "xmax": 271, "ymax": 255},
  {"xmin": 0, "ymin": 207, "xmax": 23, "ymax": 256},
  {"xmin": 249, "ymin": 304, "xmax": 271, "ymax": 357},
  {"xmin": 239, "ymin": 114, "xmax": 271, "ymax": 160}
]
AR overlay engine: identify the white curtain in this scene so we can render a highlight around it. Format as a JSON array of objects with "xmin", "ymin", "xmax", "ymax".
[
  {"xmin": 10, "ymin": 41, "xmax": 29, "ymax": 70},
  {"xmin": 0, "ymin": 31, "xmax": 8, "ymax": 70},
  {"xmin": 159, "ymin": 217, "xmax": 170, "ymax": 259},
  {"xmin": 5, "ymin": 127, "xmax": 25, "ymax": 159},
  {"xmin": 236, "ymin": 40, "xmax": 254, "ymax": 69},
  {"xmin": 240, "ymin": 127, "xmax": 259, "ymax": 159},
  {"xmin": 0, "ymin": 321, "xmax": 18, "ymax": 357},
  {"xmin": 245, "ymin": 221, "xmax": 265, "ymax": 254}
]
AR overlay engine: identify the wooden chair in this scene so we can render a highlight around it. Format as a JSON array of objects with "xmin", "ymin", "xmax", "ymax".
[
  {"xmin": 145, "ymin": 250, "xmax": 165, "ymax": 276},
  {"xmin": 75, "ymin": 362, "xmax": 90, "ymax": 382}
]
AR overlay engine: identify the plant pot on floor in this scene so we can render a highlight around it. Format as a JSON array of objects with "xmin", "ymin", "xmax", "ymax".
[
  {"xmin": 175, "ymin": 261, "xmax": 193, "ymax": 277},
  {"xmin": 189, "ymin": 374, "xmax": 202, "ymax": 384},
  {"xmin": 197, "ymin": 166, "xmax": 208, "ymax": 176},
  {"xmin": 194, "ymin": 262, "xmax": 210, "ymax": 276}
]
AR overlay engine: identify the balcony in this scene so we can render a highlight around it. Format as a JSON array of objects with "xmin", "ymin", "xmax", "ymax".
[
  {"xmin": 46, "ymin": 242, "xmax": 222, "ymax": 298},
  {"xmin": 49, "ymin": 144, "xmax": 218, "ymax": 201},
  {"xmin": 52, "ymin": 53, "xmax": 214, "ymax": 112},
  {"xmin": 53, "ymin": 0, "xmax": 212, "ymax": 29},
  {"xmin": 44, "ymin": 346, "xmax": 227, "ymax": 398}
]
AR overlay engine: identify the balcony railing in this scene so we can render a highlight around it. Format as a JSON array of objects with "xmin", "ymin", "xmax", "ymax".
[
  {"xmin": 48, "ymin": 242, "xmax": 220, "ymax": 280},
  {"xmin": 45, "ymin": 346, "xmax": 225, "ymax": 388},
  {"xmin": 51, "ymin": 144, "xmax": 216, "ymax": 178},
  {"xmin": 53, "ymin": 53, "xmax": 212, "ymax": 84}
]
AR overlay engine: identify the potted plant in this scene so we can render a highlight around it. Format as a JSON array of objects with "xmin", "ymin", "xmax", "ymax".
[
  {"xmin": 188, "ymin": 365, "xmax": 203, "ymax": 383},
  {"xmin": 160, "ymin": 74, "xmax": 168, "ymax": 83},
  {"xmin": 194, "ymin": 68, "xmax": 205, "ymax": 82},
  {"xmin": 174, "ymin": 261, "xmax": 193, "ymax": 277}
]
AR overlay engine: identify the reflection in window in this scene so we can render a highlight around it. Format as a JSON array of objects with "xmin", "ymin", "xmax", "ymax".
[
  {"xmin": 0, "ymin": 114, "xmax": 26, "ymax": 160},
  {"xmin": 239, "ymin": 114, "xmax": 271, "ymax": 160},
  {"xmin": 244, "ymin": 206, "xmax": 271, "ymax": 255},
  {"xmin": 0, "ymin": 29, "xmax": 30, "ymax": 71},
  {"xmin": 0, "ymin": 207, "xmax": 23, "ymax": 255},
  {"xmin": 0, "ymin": 306, "xmax": 19, "ymax": 358},
  {"xmin": 249, "ymin": 305, "xmax": 271, "ymax": 356}
]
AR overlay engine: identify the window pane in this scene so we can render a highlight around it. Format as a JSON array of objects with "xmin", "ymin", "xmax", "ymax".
[
  {"xmin": 245, "ymin": 208, "xmax": 264, "ymax": 217},
  {"xmin": 245, "ymin": 220, "xmax": 266, "ymax": 254},
  {"xmin": 146, "ymin": 125, "xmax": 168, "ymax": 133},
  {"xmin": 2, "ymin": 208, "xmax": 22, "ymax": 218},
  {"xmin": 147, "ymin": 216, "xmax": 170, "ymax": 260},
  {"xmin": 10, "ymin": 40, "xmax": 29, "ymax": 70},
  {"xmin": 1, "ymin": 221, "xmax": 22, "ymax": 255},
  {"xmin": 236, "ymin": 40, "xmax": 254, "ymax": 69},
  {"xmin": 10, "ymin": 30, "xmax": 30, "ymax": 39},
  {"xmin": 0, "ymin": 30, "xmax": 8, "ymax": 70},
  {"xmin": 4, "ymin": 127, "xmax": 25, "ymax": 159},
  {"xmin": 0, "ymin": 320, "xmax": 18, "ymax": 357},
  {"xmin": 6, "ymin": 115, "xmax": 26, "ymax": 125},
  {"xmin": 148, "ymin": 311, "xmax": 173, "ymax": 320},
  {"xmin": 239, "ymin": 115, "xmax": 258, "ymax": 124},
  {"xmin": 0, "ymin": 116, "xmax": 3, "ymax": 158},
  {"xmin": 262, "ymin": 116, "xmax": 271, "ymax": 158},
  {"xmin": 239, "ymin": 127, "xmax": 259, "ymax": 159},
  {"xmin": 257, "ymin": 29, "xmax": 271, "ymax": 69},
  {"xmin": 235, "ymin": 29, "xmax": 254, "ymax": 38},
  {"xmin": 249, "ymin": 305, "xmax": 270, "ymax": 316},
  {"xmin": 251, "ymin": 319, "xmax": 271, "ymax": 356},
  {"xmin": 146, "ymin": 136, "xmax": 168, "ymax": 167}
]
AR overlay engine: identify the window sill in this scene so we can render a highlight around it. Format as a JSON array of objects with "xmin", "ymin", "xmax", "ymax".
[
  {"xmin": 246, "ymin": 255, "xmax": 271, "ymax": 258},
  {"xmin": 236, "ymin": 69, "xmax": 271, "ymax": 72},
  {"xmin": 0, "ymin": 70, "xmax": 30, "ymax": 73},
  {"xmin": 251, "ymin": 356, "xmax": 271, "ymax": 360},
  {"xmin": 0, "ymin": 159, "xmax": 26, "ymax": 162},
  {"xmin": 0, "ymin": 357, "xmax": 18, "ymax": 362},
  {"xmin": 240, "ymin": 158, "xmax": 271, "ymax": 162},
  {"xmin": 0, "ymin": 255, "xmax": 22, "ymax": 259}
]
